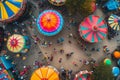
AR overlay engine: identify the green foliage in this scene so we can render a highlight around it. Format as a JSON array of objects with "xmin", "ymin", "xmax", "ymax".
[
  {"xmin": 92, "ymin": 63, "xmax": 114, "ymax": 80},
  {"xmin": 65, "ymin": 0, "xmax": 96, "ymax": 16}
]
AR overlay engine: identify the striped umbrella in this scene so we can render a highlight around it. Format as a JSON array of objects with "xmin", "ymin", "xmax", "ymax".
[
  {"xmin": 31, "ymin": 66, "xmax": 59, "ymax": 80},
  {"xmin": 48, "ymin": 0, "xmax": 66, "ymax": 6},
  {"xmin": 79, "ymin": 15, "xmax": 108, "ymax": 43},
  {"xmin": 0, "ymin": 0, "xmax": 26, "ymax": 22},
  {"xmin": 108, "ymin": 14, "xmax": 120, "ymax": 30},
  {"xmin": 37, "ymin": 10, "xmax": 64, "ymax": 36},
  {"xmin": 7, "ymin": 34, "xmax": 25, "ymax": 53}
]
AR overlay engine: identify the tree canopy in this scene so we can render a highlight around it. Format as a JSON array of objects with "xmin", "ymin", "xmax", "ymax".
[
  {"xmin": 65, "ymin": 0, "xmax": 96, "ymax": 16},
  {"xmin": 92, "ymin": 62, "xmax": 114, "ymax": 80}
]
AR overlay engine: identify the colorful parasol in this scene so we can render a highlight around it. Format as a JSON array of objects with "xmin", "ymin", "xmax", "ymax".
[
  {"xmin": 31, "ymin": 66, "xmax": 59, "ymax": 80},
  {"xmin": 7, "ymin": 34, "xmax": 25, "ymax": 53},
  {"xmin": 48, "ymin": 0, "xmax": 66, "ymax": 6},
  {"xmin": 0, "ymin": 0, "xmax": 26, "ymax": 22},
  {"xmin": 37, "ymin": 10, "xmax": 64, "ymax": 36},
  {"xmin": 79, "ymin": 15, "xmax": 108, "ymax": 43},
  {"xmin": 104, "ymin": 58, "xmax": 112, "ymax": 66},
  {"xmin": 108, "ymin": 14, "xmax": 120, "ymax": 30},
  {"xmin": 74, "ymin": 70, "xmax": 92, "ymax": 80},
  {"xmin": 112, "ymin": 67, "xmax": 120, "ymax": 77},
  {"xmin": 113, "ymin": 51, "xmax": 120, "ymax": 59}
]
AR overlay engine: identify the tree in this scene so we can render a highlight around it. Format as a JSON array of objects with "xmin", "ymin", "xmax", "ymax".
[
  {"xmin": 92, "ymin": 62, "xmax": 114, "ymax": 80},
  {"xmin": 65, "ymin": 0, "xmax": 96, "ymax": 16}
]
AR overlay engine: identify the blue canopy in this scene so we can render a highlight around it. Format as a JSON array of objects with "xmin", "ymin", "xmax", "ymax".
[
  {"xmin": 112, "ymin": 67, "xmax": 120, "ymax": 77},
  {"xmin": 0, "ymin": 56, "xmax": 13, "ymax": 70},
  {"xmin": 104, "ymin": 0, "xmax": 119, "ymax": 10}
]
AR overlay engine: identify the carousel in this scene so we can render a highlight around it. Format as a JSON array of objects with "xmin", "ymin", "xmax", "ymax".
[
  {"xmin": 74, "ymin": 70, "xmax": 92, "ymax": 80},
  {"xmin": 7, "ymin": 34, "xmax": 30, "ymax": 53},
  {"xmin": 48, "ymin": 0, "xmax": 66, "ymax": 6},
  {"xmin": 79, "ymin": 15, "xmax": 108, "ymax": 43},
  {"xmin": 0, "ymin": 0, "xmax": 26, "ymax": 23},
  {"xmin": 108, "ymin": 14, "xmax": 120, "ymax": 31},
  {"xmin": 31, "ymin": 66, "xmax": 60, "ymax": 80},
  {"xmin": 37, "ymin": 10, "xmax": 64, "ymax": 36}
]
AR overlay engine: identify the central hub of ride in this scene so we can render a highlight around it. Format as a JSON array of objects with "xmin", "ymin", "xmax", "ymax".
[{"xmin": 92, "ymin": 26, "xmax": 98, "ymax": 31}]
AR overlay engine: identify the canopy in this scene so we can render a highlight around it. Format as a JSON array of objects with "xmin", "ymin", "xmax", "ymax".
[
  {"xmin": 113, "ymin": 51, "xmax": 120, "ymax": 59},
  {"xmin": 37, "ymin": 10, "xmax": 64, "ymax": 36},
  {"xmin": 48, "ymin": 0, "xmax": 66, "ymax": 6},
  {"xmin": 79, "ymin": 15, "xmax": 107, "ymax": 43},
  {"xmin": 112, "ymin": 67, "xmax": 120, "ymax": 77},
  {"xmin": 0, "ymin": 56, "xmax": 13, "ymax": 70},
  {"xmin": 104, "ymin": 58, "xmax": 112, "ymax": 66},
  {"xmin": 104, "ymin": 0, "xmax": 119, "ymax": 10},
  {"xmin": 7, "ymin": 34, "xmax": 25, "ymax": 53},
  {"xmin": 108, "ymin": 14, "xmax": 120, "ymax": 31},
  {"xmin": 31, "ymin": 66, "xmax": 59, "ymax": 80},
  {"xmin": 0, "ymin": 0, "xmax": 26, "ymax": 22},
  {"xmin": 74, "ymin": 70, "xmax": 92, "ymax": 80}
]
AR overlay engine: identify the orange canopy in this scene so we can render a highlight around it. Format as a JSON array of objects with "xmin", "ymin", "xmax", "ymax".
[
  {"xmin": 31, "ymin": 66, "xmax": 59, "ymax": 80},
  {"xmin": 113, "ymin": 51, "xmax": 120, "ymax": 59}
]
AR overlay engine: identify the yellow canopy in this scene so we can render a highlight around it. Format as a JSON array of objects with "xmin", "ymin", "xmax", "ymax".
[
  {"xmin": 31, "ymin": 66, "xmax": 59, "ymax": 80},
  {"xmin": 7, "ymin": 34, "xmax": 25, "ymax": 53},
  {"xmin": 48, "ymin": 0, "xmax": 66, "ymax": 6}
]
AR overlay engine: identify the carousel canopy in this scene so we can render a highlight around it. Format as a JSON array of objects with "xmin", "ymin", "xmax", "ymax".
[
  {"xmin": 79, "ymin": 15, "xmax": 108, "ymax": 43},
  {"xmin": 74, "ymin": 70, "xmax": 92, "ymax": 80},
  {"xmin": 31, "ymin": 66, "xmax": 59, "ymax": 80},
  {"xmin": 104, "ymin": 58, "xmax": 112, "ymax": 66},
  {"xmin": 37, "ymin": 10, "xmax": 64, "ymax": 36},
  {"xmin": 48, "ymin": 0, "xmax": 66, "ymax": 6},
  {"xmin": 7, "ymin": 34, "xmax": 25, "ymax": 53},
  {"xmin": 0, "ymin": 0, "xmax": 26, "ymax": 22},
  {"xmin": 112, "ymin": 67, "xmax": 120, "ymax": 77},
  {"xmin": 108, "ymin": 14, "xmax": 120, "ymax": 31}
]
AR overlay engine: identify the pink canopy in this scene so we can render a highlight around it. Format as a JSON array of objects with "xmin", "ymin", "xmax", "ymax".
[{"xmin": 79, "ymin": 15, "xmax": 108, "ymax": 43}]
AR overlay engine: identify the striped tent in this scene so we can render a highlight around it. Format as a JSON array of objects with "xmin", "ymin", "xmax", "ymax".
[
  {"xmin": 0, "ymin": 0, "xmax": 26, "ymax": 22},
  {"xmin": 108, "ymin": 14, "xmax": 120, "ymax": 31}
]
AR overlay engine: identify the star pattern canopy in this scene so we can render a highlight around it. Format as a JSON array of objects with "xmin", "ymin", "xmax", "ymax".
[
  {"xmin": 0, "ymin": 0, "xmax": 26, "ymax": 22},
  {"xmin": 108, "ymin": 14, "xmax": 120, "ymax": 30},
  {"xmin": 79, "ymin": 15, "xmax": 108, "ymax": 43},
  {"xmin": 48, "ymin": 0, "xmax": 66, "ymax": 6},
  {"xmin": 7, "ymin": 34, "xmax": 25, "ymax": 53},
  {"xmin": 37, "ymin": 10, "xmax": 64, "ymax": 36},
  {"xmin": 31, "ymin": 66, "xmax": 59, "ymax": 80}
]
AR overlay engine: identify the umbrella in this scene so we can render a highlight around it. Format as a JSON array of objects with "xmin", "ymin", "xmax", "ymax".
[
  {"xmin": 79, "ymin": 15, "xmax": 108, "ymax": 43},
  {"xmin": 0, "ymin": 0, "xmax": 26, "ymax": 22},
  {"xmin": 108, "ymin": 14, "xmax": 120, "ymax": 31},
  {"xmin": 7, "ymin": 34, "xmax": 25, "ymax": 53},
  {"xmin": 112, "ymin": 67, "xmax": 120, "ymax": 77},
  {"xmin": 31, "ymin": 66, "xmax": 59, "ymax": 80},
  {"xmin": 104, "ymin": 58, "xmax": 112, "ymax": 66},
  {"xmin": 113, "ymin": 51, "xmax": 120, "ymax": 59},
  {"xmin": 48, "ymin": 0, "xmax": 66, "ymax": 6},
  {"xmin": 37, "ymin": 10, "xmax": 64, "ymax": 36}
]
